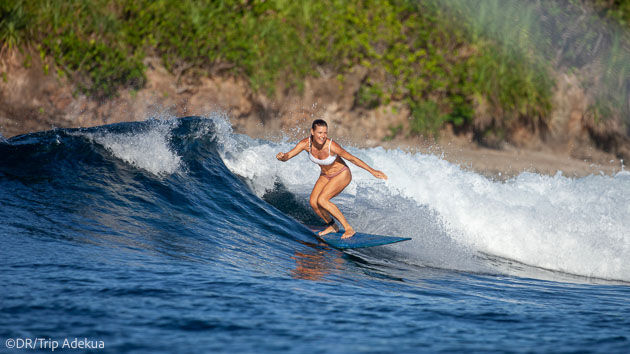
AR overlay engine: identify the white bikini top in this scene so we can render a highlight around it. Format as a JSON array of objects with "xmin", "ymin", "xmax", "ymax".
[{"xmin": 309, "ymin": 138, "xmax": 337, "ymax": 166}]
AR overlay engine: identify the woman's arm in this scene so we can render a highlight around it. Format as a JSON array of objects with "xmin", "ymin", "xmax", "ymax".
[
  {"xmin": 331, "ymin": 141, "xmax": 388, "ymax": 180},
  {"xmin": 276, "ymin": 138, "xmax": 308, "ymax": 162}
]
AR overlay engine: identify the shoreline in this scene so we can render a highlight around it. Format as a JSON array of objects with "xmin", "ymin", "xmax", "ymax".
[{"xmin": 379, "ymin": 136, "xmax": 626, "ymax": 180}]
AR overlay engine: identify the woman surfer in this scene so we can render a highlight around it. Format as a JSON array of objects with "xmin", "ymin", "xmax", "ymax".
[{"xmin": 276, "ymin": 119, "xmax": 388, "ymax": 239}]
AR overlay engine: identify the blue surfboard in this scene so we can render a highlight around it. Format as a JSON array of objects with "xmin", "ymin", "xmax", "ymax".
[{"xmin": 309, "ymin": 226, "xmax": 411, "ymax": 249}]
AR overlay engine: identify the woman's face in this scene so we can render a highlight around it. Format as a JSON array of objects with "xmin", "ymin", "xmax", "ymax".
[{"xmin": 311, "ymin": 125, "xmax": 328, "ymax": 145}]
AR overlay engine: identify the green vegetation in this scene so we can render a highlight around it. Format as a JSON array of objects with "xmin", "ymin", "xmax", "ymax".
[
  {"xmin": 590, "ymin": 0, "xmax": 630, "ymax": 27},
  {"xmin": 447, "ymin": 0, "xmax": 630, "ymax": 134},
  {"xmin": 2, "ymin": 0, "xmax": 630, "ymax": 138},
  {"xmin": 0, "ymin": 0, "xmax": 31, "ymax": 54}
]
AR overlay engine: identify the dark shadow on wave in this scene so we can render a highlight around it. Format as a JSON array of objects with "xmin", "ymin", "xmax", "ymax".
[{"xmin": 262, "ymin": 181, "xmax": 324, "ymax": 227}]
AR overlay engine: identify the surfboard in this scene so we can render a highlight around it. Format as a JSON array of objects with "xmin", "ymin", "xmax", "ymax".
[{"xmin": 308, "ymin": 226, "xmax": 411, "ymax": 249}]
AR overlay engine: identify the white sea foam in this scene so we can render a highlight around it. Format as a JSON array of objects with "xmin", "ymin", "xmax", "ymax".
[
  {"xmin": 82, "ymin": 120, "xmax": 181, "ymax": 176},
  {"xmin": 213, "ymin": 115, "xmax": 630, "ymax": 282}
]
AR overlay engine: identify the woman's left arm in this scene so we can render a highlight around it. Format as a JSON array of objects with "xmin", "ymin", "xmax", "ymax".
[{"xmin": 332, "ymin": 141, "xmax": 388, "ymax": 180}]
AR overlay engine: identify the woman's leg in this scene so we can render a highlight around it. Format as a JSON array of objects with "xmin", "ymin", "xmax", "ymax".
[
  {"xmin": 316, "ymin": 169, "xmax": 355, "ymax": 238},
  {"xmin": 309, "ymin": 176, "xmax": 339, "ymax": 234}
]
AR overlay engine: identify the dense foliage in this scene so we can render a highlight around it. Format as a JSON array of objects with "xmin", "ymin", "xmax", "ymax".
[{"xmin": 1, "ymin": 0, "xmax": 629, "ymax": 137}]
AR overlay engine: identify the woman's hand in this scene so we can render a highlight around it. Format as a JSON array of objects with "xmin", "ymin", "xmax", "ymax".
[
  {"xmin": 372, "ymin": 170, "xmax": 388, "ymax": 180},
  {"xmin": 276, "ymin": 152, "xmax": 287, "ymax": 161}
]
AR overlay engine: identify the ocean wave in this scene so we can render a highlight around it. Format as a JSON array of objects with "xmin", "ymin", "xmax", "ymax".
[{"xmin": 2, "ymin": 114, "xmax": 628, "ymax": 282}]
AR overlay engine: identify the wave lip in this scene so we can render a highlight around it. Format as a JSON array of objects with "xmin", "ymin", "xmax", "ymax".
[{"xmin": 78, "ymin": 119, "xmax": 182, "ymax": 176}]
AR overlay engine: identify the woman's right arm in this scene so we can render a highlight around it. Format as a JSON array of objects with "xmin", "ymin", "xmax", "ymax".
[{"xmin": 276, "ymin": 138, "xmax": 308, "ymax": 162}]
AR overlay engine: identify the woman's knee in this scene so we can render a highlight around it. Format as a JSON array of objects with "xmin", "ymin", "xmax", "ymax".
[{"xmin": 317, "ymin": 195, "xmax": 330, "ymax": 208}]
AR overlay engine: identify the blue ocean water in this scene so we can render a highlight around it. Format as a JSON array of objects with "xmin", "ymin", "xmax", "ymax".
[{"xmin": 1, "ymin": 116, "xmax": 629, "ymax": 353}]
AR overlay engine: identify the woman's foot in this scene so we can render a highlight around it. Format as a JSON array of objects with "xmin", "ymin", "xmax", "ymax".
[
  {"xmin": 341, "ymin": 228, "xmax": 356, "ymax": 239},
  {"xmin": 318, "ymin": 223, "xmax": 339, "ymax": 236}
]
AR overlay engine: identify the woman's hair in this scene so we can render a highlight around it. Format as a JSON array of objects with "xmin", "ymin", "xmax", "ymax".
[{"xmin": 312, "ymin": 119, "xmax": 328, "ymax": 130}]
